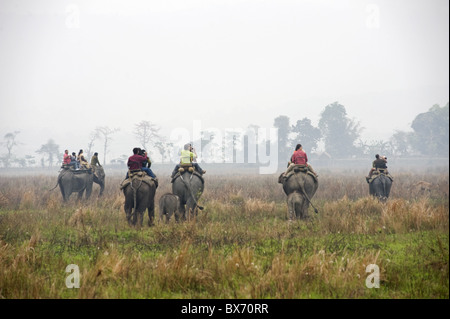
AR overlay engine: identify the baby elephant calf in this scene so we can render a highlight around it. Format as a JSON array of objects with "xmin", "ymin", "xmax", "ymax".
[{"xmin": 159, "ymin": 193, "xmax": 180, "ymax": 223}]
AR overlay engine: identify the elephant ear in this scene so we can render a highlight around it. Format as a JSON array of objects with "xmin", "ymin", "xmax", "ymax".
[
  {"xmin": 95, "ymin": 167, "xmax": 105, "ymax": 178},
  {"xmin": 278, "ymin": 174, "xmax": 284, "ymax": 184}
]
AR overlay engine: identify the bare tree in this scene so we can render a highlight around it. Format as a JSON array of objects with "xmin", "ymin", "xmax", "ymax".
[
  {"xmin": 1, "ymin": 131, "xmax": 20, "ymax": 167},
  {"xmin": 154, "ymin": 141, "xmax": 173, "ymax": 163},
  {"xmin": 86, "ymin": 130, "xmax": 100, "ymax": 160},
  {"xmin": 95, "ymin": 126, "xmax": 120, "ymax": 165},
  {"xmin": 134, "ymin": 121, "xmax": 160, "ymax": 153}
]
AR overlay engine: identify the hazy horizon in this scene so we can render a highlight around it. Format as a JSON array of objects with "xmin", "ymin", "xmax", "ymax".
[{"xmin": 1, "ymin": 0, "xmax": 448, "ymax": 162}]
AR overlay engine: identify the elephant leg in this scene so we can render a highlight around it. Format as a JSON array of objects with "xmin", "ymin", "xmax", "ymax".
[
  {"xmin": 287, "ymin": 198, "xmax": 295, "ymax": 221},
  {"xmin": 295, "ymin": 201, "xmax": 302, "ymax": 219},
  {"xmin": 133, "ymin": 199, "xmax": 145, "ymax": 227},
  {"xmin": 148, "ymin": 199, "xmax": 155, "ymax": 227},
  {"xmin": 124, "ymin": 191, "xmax": 134, "ymax": 225},
  {"xmin": 159, "ymin": 206, "xmax": 165, "ymax": 223},
  {"xmin": 60, "ymin": 184, "xmax": 69, "ymax": 202},
  {"xmin": 77, "ymin": 190, "xmax": 84, "ymax": 201},
  {"xmin": 137, "ymin": 211, "xmax": 144, "ymax": 228},
  {"xmin": 63, "ymin": 182, "xmax": 73, "ymax": 201},
  {"xmin": 165, "ymin": 212, "xmax": 171, "ymax": 223},
  {"xmin": 175, "ymin": 204, "xmax": 185, "ymax": 222},
  {"xmin": 85, "ymin": 183, "xmax": 93, "ymax": 199},
  {"xmin": 125, "ymin": 208, "xmax": 133, "ymax": 225},
  {"xmin": 300, "ymin": 201, "xmax": 309, "ymax": 219},
  {"xmin": 186, "ymin": 199, "xmax": 197, "ymax": 221},
  {"xmin": 99, "ymin": 182, "xmax": 105, "ymax": 197}
]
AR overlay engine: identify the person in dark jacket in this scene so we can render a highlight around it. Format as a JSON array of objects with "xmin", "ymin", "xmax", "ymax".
[
  {"xmin": 367, "ymin": 154, "xmax": 388, "ymax": 179},
  {"xmin": 126, "ymin": 147, "xmax": 156, "ymax": 179}
]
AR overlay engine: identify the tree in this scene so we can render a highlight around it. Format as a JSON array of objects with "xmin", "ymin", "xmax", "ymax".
[
  {"xmin": 273, "ymin": 115, "xmax": 291, "ymax": 164},
  {"xmin": 224, "ymin": 130, "xmax": 243, "ymax": 163},
  {"xmin": 318, "ymin": 102, "xmax": 361, "ymax": 158},
  {"xmin": 243, "ymin": 124, "xmax": 260, "ymax": 164},
  {"xmin": 36, "ymin": 139, "xmax": 60, "ymax": 167},
  {"xmin": 154, "ymin": 141, "xmax": 173, "ymax": 163},
  {"xmin": 95, "ymin": 126, "xmax": 120, "ymax": 165},
  {"xmin": 291, "ymin": 118, "xmax": 322, "ymax": 154},
  {"xmin": 134, "ymin": 121, "xmax": 160, "ymax": 153},
  {"xmin": 111, "ymin": 154, "xmax": 128, "ymax": 165},
  {"xmin": 389, "ymin": 131, "xmax": 414, "ymax": 157},
  {"xmin": 410, "ymin": 103, "xmax": 449, "ymax": 157},
  {"xmin": 357, "ymin": 139, "xmax": 391, "ymax": 157},
  {"xmin": 1, "ymin": 131, "xmax": 20, "ymax": 168},
  {"xmin": 86, "ymin": 130, "xmax": 100, "ymax": 160}
]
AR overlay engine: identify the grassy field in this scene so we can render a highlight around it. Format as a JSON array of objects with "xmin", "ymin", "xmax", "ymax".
[{"xmin": 0, "ymin": 170, "xmax": 448, "ymax": 299}]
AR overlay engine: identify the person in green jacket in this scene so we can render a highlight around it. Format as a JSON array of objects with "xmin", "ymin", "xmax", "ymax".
[
  {"xmin": 90, "ymin": 152, "xmax": 102, "ymax": 168},
  {"xmin": 171, "ymin": 143, "xmax": 206, "ymax": 178}
]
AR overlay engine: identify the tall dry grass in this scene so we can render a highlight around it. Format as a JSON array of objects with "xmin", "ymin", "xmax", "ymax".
[{"xmin": 0, "ymin": 171, "xmax": 448, "ymax": 299}]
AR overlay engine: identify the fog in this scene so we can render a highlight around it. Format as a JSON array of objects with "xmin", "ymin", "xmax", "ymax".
[{"xmin": 0, "ymin": 0, "xmax": 448, "ymax": 164}]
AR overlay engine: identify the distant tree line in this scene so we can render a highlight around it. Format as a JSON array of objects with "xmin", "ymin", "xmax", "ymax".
[
  {"xmin": 273, "ymin": 101, "xmax": 449, "ymax": 163},
  {"xmin": 0, "ymin": 102, "xmax": 448, "ymax": 168}
]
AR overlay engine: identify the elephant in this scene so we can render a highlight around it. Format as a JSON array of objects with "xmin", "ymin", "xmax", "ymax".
[
  {"xmin": 121, "ymin": 172, "xmax": 157, "ymax": 227},
  {"xmin": 369, "ymin": 173, "xmax": 393, "ymax": 202},
  {"xmin": 279, "ymin": 165, "xmax": 319, "ymax": 220},
  {"xmin": 158, "ymin": 193, "xmax": 180, "ymax": 223},
  {"xmin": 57, "ymin": 167, "xmax": 105, "ymax": 201},
  {"xmin": 172, "ymin": 171, "xmax": 204, "ymax": 221}
]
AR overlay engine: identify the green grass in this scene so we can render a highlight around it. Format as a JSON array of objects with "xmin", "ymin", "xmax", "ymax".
[{"xmin": 0, "ymin": 173, "xmax": 448, "ymax": 298}]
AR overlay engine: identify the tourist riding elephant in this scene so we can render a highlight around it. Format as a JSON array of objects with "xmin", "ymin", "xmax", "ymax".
[
  {"xmin": 122, "ymin": 172, "xmax": 157, "ymax": 227},
  {"xmin": 279, "ymin": 166, "xmax": 319, "ymax": 220},
  {"xmin": 369, "ymin": 173, "xmax": 392, "ymax": 202},
  {"xmin": 58, "ymin": 167, "xmax": 105, "ymax": 201},
  {"xmin": 172, "ymin": 171, "xmax": 204, "ymax": 221}
]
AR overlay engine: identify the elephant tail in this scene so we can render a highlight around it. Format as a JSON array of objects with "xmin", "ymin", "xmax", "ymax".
[
  {"xmin": 180, "ymin": 174, "xmax": 204, "ymax": 210},
  {"xmin": 50, "ymin": 169, "xmax": 68, "ymax": 192},
  {"xmin": 294, "ymin": 173, "xmax": 318, "ymax": 214},
  {"xmin": 49, "ymin": 181, "xmax": 59, "ymax": 191}
]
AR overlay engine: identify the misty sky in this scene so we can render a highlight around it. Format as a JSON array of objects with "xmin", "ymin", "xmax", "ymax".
[{"xmin": 0, "ymin": 0, "xmax": 448, "ymax": 161}]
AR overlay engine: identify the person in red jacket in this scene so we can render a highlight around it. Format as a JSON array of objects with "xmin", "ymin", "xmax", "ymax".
[
  {"xmin": 126, "ymin": 147, "xmax": 156, "ymax": 179},
  {"xmin": 63, "ymin": 149, "xmax": 76, "ymax": 169},
  {"xmin": 63, "ymin": 150, "xmax": 71, "ymax": 165},
  {"xmin": 285, "ymin": 144, "xmax": 318, "ymax": 177}
]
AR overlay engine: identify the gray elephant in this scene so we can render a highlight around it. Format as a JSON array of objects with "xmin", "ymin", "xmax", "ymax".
[
  {"xmin": 121, "ymin": 172, "xmax": 157, "ymax": 227},
  {"xmin": 279, "ymin": 165, "xmax": 319, "ymax": 220},
  {"xmin": 369, "ymin": 173, "xmax": 393, "ymax": 202},
  {"xmin": 159, "ymin": 193, "xmax": 180, "ymax": 223},
  {"xmin": 58, "ymin": 167, "xmax": 105, "ymax": 201},
  {"xmin": 172, "ymin": 171, "xmax": 204, "ymax": 221}
]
